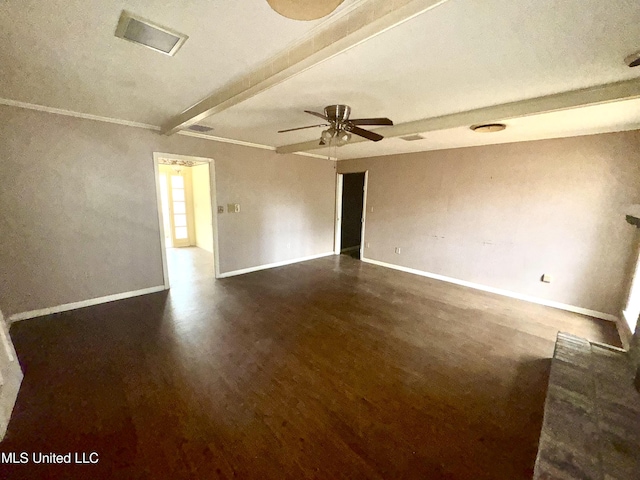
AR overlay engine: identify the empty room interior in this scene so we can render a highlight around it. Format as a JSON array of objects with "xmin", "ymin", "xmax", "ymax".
[{"xmin": 1, "ymin": 1, "xmax": 640, "ymax": 478}]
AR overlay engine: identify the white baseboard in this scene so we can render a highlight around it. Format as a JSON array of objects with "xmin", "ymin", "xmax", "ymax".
[
  {"xmin": 8, "ymin": 286, "xmax": 167, "ymax": 323},
  {"xmin": 361, "ymin": 257, "xmax": 618, "ymax": 322},
  {"xmin": 218, "ymin": 252, "xmax": 334, "ymax": 279}
]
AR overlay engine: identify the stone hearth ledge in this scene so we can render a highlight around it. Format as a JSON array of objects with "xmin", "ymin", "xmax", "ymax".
[{"xmin": 533, "ymin": 332, "xmax": 640, "ymax": 479}]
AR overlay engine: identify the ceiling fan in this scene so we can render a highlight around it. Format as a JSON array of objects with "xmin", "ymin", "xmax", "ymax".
[{"xmin": 278, "ymin": 105, "xmax": 393, "ymax": 146}]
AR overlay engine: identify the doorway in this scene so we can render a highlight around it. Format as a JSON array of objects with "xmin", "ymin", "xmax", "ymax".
[
  {"xmin": 335, "ymin": 172, "xmax": 367, "ymax": 259},
  {"xmin": 153, "ymin": 153, "xmax": 220, "ymax": 287}
]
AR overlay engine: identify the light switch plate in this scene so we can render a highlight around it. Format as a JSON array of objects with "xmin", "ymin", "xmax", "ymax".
[{"xmin": 541, "ymin": 274, "xmax": 553, "ymax": 283}]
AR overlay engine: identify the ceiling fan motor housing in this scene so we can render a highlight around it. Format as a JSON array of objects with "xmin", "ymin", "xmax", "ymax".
[{"xmin": 324, "ymin": 104, "xmax": 351, "ymax": 123}]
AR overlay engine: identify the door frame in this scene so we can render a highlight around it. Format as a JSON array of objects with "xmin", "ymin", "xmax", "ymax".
[
  {"xmin": 153, "ymin": 153, "xmax": 221, "ymax": 288},
  {"xmin": 334, "ymin": 171, "xmax": 368, "ymax": 259},
  {"xmin": 334, "ymin": 174, "xmax": 343, "ymax": 254}
]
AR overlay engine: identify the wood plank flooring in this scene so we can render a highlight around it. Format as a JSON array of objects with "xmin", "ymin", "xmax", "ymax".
[{"xmin": 1, "ymin": 252, "xmax": 621, "ymax": 479}]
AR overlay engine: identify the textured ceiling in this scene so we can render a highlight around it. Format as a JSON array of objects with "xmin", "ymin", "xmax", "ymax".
[
  {"xmin": 0, "ymin": 0, "xmax": 360, "ymax": 125},
  {"xmin": 199, "ymin": 0, "xmax": 640, "ymax": 156},
  {"xmin": 1, "ymin": 0, "xmax": 639, "ymax": 158}
]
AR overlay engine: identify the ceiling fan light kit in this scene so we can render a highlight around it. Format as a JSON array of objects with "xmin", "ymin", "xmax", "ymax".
[{"xmin": 278, "ymin": 104, "xmax": 393, "ymax": 147}]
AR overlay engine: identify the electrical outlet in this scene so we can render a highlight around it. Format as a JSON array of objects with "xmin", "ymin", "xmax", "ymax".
[
  {"xmin": 217, "ymin": 206, "xmax": 224, "ymax": 214},
  {"xmin": 233, "ymin": 203, "xmax": 240, "ymax": 213},
  {"xmin": 365, "ymin": 242, "xmax": 370, "ymax": 248},
  {"xmin": 395, "ymin": 247, "xmax": 401, "ymax": 254},
  {"xmin": 541, "ymin": 274, "xmax": 553, "ymax": 283}
]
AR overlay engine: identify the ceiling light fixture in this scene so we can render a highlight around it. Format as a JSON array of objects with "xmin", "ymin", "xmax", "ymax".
[
  {"xmin": 320, "ymin": 127, "xmax": 337, "ymax": 145},
  {"xmin": 336, "ymin": 131, "xmax": 352, "ymax": 146},
  {"xmin": 115, "ymin": 11, "xmax": 188, "ymax": 56},
  {"xmin": 470, "ymin": 123, "xmax": 507, "ymax": 133},
  {"xmin": 187, "ymin": 124, "xmax": 214, "ymax": 133},
  {"xmin": 266, "ymin": 0, "xmax": 344, "ymax": 21},
  {"xmin": 400, "ymin": 134, "xmax": 425, "ymax": 141},
  {"xmin": 318, "ymin": 128, "xmax": 352, "ymax": 147},
  {"xmin": 625, "ymin": 51, "xmax": 640, "ymax": 68}
]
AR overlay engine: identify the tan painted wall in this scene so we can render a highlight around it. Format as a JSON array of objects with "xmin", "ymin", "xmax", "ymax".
[
  {"xmin": 0, "ymin": 105, "xmax": 335, "ymax": 316},
  {"xmin": 338, "ymin": 131, "xmax": 640, "ymax": 316},
  {"xmin": 191, "ymin": 164, "xmax": 214, "ymax": 253}
]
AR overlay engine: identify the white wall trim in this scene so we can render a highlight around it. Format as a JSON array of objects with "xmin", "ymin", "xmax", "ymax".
[
  {"xmin": 0, "ymin": 97, "xmax": 335, "ymax": 160},
  {"xmin": 177, "ymin": 131, "xmax": 334, "ymax": 160},
  {"xmin": 153, "ymin": 153, "xmax": 222, "ymax": 280},
  {"xmin": 360, "ymin": 171, "xmax": 369, "ymax": 260},
  {"xmin": 7, "ymin": 286, "xmax": 166, "ymax": 323},
  {"xmin": 334, "ymin": 173, "xmax": 344, "ymax": 254},
  {"xmin": 153, "ymin": 154, "xmax": 172, "ymax": 288},
  {"xmin": 361, "ymin": 257, "xmax": 618, "ymax": 322},
  {"xmin": 218, "ymin": 252, "xmax": 334, "ymax": 278},
  {"xmin": 176, "ymin": 129, "xmax": 274, "ymax": 150},
  {"xmin": 0, "ymin": 97, "xmax": 161, "ymax": 130},
  {"xmin": 295, "ymin": 151, "xmax": 336, "ymax": 160}
]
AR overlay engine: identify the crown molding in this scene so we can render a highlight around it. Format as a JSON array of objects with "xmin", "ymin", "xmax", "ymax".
[
  {"xmin": 176, "ymin": 129, "xmax": 274, "ymax": 150},
  {"xmin": 176, "ymin": 130, "xmax": 334, "ymax": 160},
  {"xmin": 0, "ymin": 97, "xmax": 160, "ymax": 130},
  {"xmin": 0, "ymin": 98, "xmax": 335, "ymax": 160}
]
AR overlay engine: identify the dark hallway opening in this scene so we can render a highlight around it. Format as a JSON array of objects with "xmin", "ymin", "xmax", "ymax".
[{"xmin": 340, "ymin": 172, "xmax": 365, "ymax": 259}]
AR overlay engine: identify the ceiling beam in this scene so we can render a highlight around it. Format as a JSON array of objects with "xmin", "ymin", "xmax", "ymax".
[
  {"xmin": 161, "ymin": 0, "xmax": 450, "ymax": 135},
  {"xmin": 275, "ymin": 78, "xmax": 640, "ymax": 154}
]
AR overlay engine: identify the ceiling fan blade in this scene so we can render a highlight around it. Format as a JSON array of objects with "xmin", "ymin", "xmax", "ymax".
[
  {"xmin": 278, "ymin": 124, "xmax": 328, "ymax": 133},
  {"xmin": 304, "ymin": 110, "xmax": 329, "ymax": 121},
  {"xmin": 350, "ymin": 126, "xmax": 384, "ymax": 142},
  {"xmin": 349, "ymin": 118, "xmax": 394, "ymax": 126}
]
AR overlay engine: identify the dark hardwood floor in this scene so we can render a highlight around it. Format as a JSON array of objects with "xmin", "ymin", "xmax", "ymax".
[{"xmin": 1, "ymin": 252, "xmax": 621, "ymax": 479}]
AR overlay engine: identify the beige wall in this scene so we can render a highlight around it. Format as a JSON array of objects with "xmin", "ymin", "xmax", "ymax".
[
  {"xmin": 0, "ymin": 105, "xmax": 335, "ymax": 316},
  {"xmin": 338, "ymin": 131, "xmax": 640, "ymax": 316},
  {"xmin": 191, "ymin": 164, "xmax": 214, "ymax": 253}
]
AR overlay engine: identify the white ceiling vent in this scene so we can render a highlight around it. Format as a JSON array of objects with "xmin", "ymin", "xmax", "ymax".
[
  {"xmin": 115, "ymin": 11, "xmax": 188, "ymax": 56},
  {"xmin": 187, "ymin": 124, "xmax": 214, "ymax": 133},
  {"xmin": 400, "ymin": 134, "xmax": 425, "ymax": 141}
]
